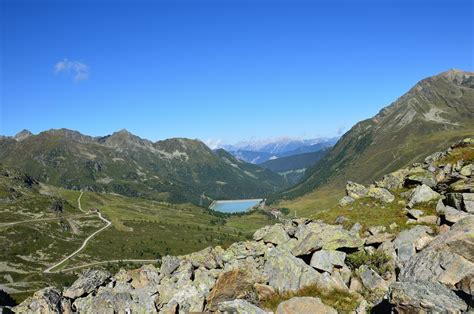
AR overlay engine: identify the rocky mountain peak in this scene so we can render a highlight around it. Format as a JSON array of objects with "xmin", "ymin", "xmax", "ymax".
[
  {"xmin": 13, "ymin": 129, "xmax": 33, "ymax": 141},
  {"xmin": 42, "ymin": 128, "xmax": 95, "ymax": 144},
  {"xmin": 100, "ymin": 129, "xmax": 153, "ymax": 150},
  {"xmin": 437, "ymin": 68, "xmax": 474, "ymax": 85}
]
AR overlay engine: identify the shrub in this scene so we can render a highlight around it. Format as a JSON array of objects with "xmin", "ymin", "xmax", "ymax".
[{"xmin": 346, "ymin": 250, "xmax": 391, "ymax": 275}]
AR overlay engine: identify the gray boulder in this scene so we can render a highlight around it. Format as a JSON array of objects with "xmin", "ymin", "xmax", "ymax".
[
  {"xmin": 406, "ymin": 209, "xmax": 424, "ymax": 219},
  {"xmin": 73, "ymin": 283, "xmax": 157, "ymax": 313},
  {"xmin": 393, "ymin": 226, "xmax": 433, "ymax": 263},
  {"xmin": 309, "ymin": 250, "xmax": 346, "ymax": 273},
  {"xmin": 357, "ymin": 265, "xmax": 388, "ymax": 292},
  {"xmin": 160, "ymin": 255, "xmax": 181, "ymax": 276},
  {"xmin": 389, "ymin": 281, "xmax": 467, "ymax": 313},
  {"xmin": 407, "ymin": 184, "xmax": 440, "ymax": 208},
  {"xmin": 365, "ymin": 232, "xmax": 395, "ymax": 245},
  {"xmin": 13, "ymin": 287, "xmax": 64, "ymax": 314},
  {"xmin": 444, "ymin": 205, "xmax": 469, "ymax": 224},
  {"xmin": 339, "ymin": 195, "xmax": 355, "ymax": 206},
  {"xmin": 292, "ymin": 223, "xmax": 364, "ymax": 256},
  {"xmin": 218, "ymin": 299, "xmax": 267, "ymax": 314},
  {"xmin": 399, "ymin": 217, "xmax": 474, "ymax": 293},
  {"xmin": 346, "ymin": 181, "xmax": 368, "ymax": 199},
  {"xmin": 446, "ymin": 193, "xmax": 463, "ymax": 211},
  {"xmin": 367, "ymin": 186, "xmax": 395, "ymax": 203},
  {"xmin": 376, "ymin": 168, "xmax": 409, "ymax": 190},
  {"xmin": 406, "ymin": 170, "xmax": 436, "ymax": 188},
  {"xmin": 63, "ymin": 269, "xmax": 110, "ymax": 299},
  {"xmin": 463, "ymin": 193, "xmax": 474, "ymax": 213},
  {"xmin": 460, "ymin": 164, "xmax": 473, "ymax": 176},
  {"xmin": 253, "ymin": 224, "xmax": 290, "ymax": 246},
  {"xmin": 264, "ymin": 248, "xmax": 344, "ymax": 293}
]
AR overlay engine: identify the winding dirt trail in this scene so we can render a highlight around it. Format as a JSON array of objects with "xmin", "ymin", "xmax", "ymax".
[{"xmin": 44, "ymin": 192, "xmax": 112, "ymax": 273}]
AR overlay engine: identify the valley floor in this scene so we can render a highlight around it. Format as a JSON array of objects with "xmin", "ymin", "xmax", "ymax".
[{"xmin": 0, "ymin": 187, "xmax": 276, "ymax": 304}]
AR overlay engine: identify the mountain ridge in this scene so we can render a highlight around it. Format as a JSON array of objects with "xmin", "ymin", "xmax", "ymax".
[
  {"xmin": 0, "ymin": 129, "xmax": 287, "ymax": 205},
  {"xmin": 272, "ymin": 69, "xmax": 474, "ymax": 209}
]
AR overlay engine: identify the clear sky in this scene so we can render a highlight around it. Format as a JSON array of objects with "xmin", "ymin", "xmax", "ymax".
[{"xmin": 1, "ymin": 0, "xmax": 472, "ymax": 144}]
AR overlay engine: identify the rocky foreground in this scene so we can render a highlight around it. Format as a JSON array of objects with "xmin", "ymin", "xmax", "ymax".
[{"xmin": 13, "ymin": 139, "xmax": 474, "ymax": 313}]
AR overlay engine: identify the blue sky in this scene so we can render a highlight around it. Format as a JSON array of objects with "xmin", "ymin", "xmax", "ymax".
[{"xmin": 1, "ymin": 0, "xmax": 472, "ymax": 144}]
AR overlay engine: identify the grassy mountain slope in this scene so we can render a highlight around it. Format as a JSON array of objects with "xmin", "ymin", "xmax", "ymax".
[
  {"xmin": 260, "ymin": 150, "xmax": 329, "ymax": 185},
  {"xmin": 261, "ymin": 150, "xmax": 328, "ymax": 173},
  {"xmin": 0, "ymin": 130, "xmax": 287, "ymax": 205},
  {"xmin": 272, "ymin": 69, "xmax": 474, "ymax": 214}
]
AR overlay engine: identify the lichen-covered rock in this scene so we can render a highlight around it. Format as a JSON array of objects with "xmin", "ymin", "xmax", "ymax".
[
  {"xmin": 163, "ymin": 284, "xmax": 204, "ymax": 313},
  {"xmin": 185, "ymin": 246, "xmax": 221, "ymax": 269},
  {"xmin": 291, "ymin": 223, "xmax": 364, "ymax": 256},
  {"xmin": 367, "ymin": 186, "xmax": 395, "ymax": 203},
  {"xmin": 399, "ymin": 217, "xmax": 474, "ymax": 293},
  {"xmin": 365, "ymin": 232, "xmax": 395, "ymax": 245},
  {"xmin": 368, "ymin": 225, "xmax": 386, "ymax": 235},
  {"xmin": 444, "ymin": 205, "xmax": 469, "ymax": 224},
  {"xmin": 218, "ymin": 299, "xmax": 267, "ymax": 314},
  {"xmin": 406, "ymin": 209, "xmax": 424, "ymax": 219},
  {"xmin": 389, "ymin": 281, "xmax": 467, "ymax": 313},
  {"xmin": 357, "ymin": 265, "xmax": 388, "ymax": 292},
  {"xmin": 346, "ymin": 181, "xmax": 368, "ymax": 199},
  {"xmin": 63, "ymin": 269, "xmax": 110, "ymax": 299},
  {"xmin": 275, "ymin": 297, "xmax": 337, "ymax": 314},
  {"xmin": 128, "ymin": 264, "xmax": 160, "ymax": 289},
  {"xmin": 13, "ymin": 287, "xmax": 63, "ymax": 314},
  {"xmin": 222, "ymin": 241, "xmax": 267, "ymax": 262},
  {"xmin": 460, "ymin": 164, "xmax": 473, "ymax": 176},
  {"xmin": 450, "ymin": 178, "xmax": 474, "ymax": 192},
  {"xmin": 446, "ymin": 192, "xmax": 463, "ymax": 211},
  {"xmin": 309, "ymin": 250, "xmax": 346, "ymax": 273},
  {"xmin": 253, "ymin": 224, "xmax": 290, "ymax": 246},
  {"xmin": 156, "ymin": 261, "xmax": 193, "ymax": 307},
  {"xmin": 407, "ymin": 184, "xmax": 440, "ymax": 208},
  {"xmin": 463, "ymin": 193, "xmax": 474, "ymax": 213},
  {"xmin": 405, "ymin": 170, "xmax": 436, "ymax": 188},
  {"xmin": 376, "ymin": 168, "xmax": 409, "ymax": 190},
  {"xmin": 339, "ymin": 195, "xmax": 355, "ymax": 206},
  {"xmin": 393, "ymin": 225, "xmax": 432, "ymax": 263},
  {"xmin": 206, "ymin": 269, "xmax": 256, "ymax": 311},
  {"xmin": 72, "ymin": 283, "xmax": 157, "ymax": 313},
  {"xmin": 159, "ymin": 255, "xmax": 181, "ymax": 276},
  {"xmin": 264, "ymin": 248, "xmax": 344, "ymax": 293}
]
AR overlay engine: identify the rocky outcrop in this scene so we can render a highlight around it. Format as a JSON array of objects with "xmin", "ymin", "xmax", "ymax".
[
  {"xmin": 62, "ymin": 269, "xmax": 110, "ymax": 299},
  {"xmin": 399, "ymin": 217, "xmax": 474, "ymax": 293},
  {"xmin": 12, "ymin": 287, "xmax": 65, "ymax": 314},
  {"xmin": 389, "ymin": 281, "xmax": 468, "ymax": 313}
]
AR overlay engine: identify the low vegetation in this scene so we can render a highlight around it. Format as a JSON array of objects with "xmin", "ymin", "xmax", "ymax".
[
  {"xmin": 346, "ymin": 251, "xmax": 392, "ymax": 275},
  {"xmin": 260, "ymin": 284, "xmax": 360, "ymax": 312},
  {"xmin": 313, "ymin": 193, "xmax": 438, "ymax": 233}
]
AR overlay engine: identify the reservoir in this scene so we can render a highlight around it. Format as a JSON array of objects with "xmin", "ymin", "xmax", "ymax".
[{"xmin": 210, "ymin": 199, "xmax": 264, "ymax": 213}]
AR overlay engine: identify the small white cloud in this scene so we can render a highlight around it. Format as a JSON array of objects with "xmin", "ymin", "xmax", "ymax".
[{"xmin": 54, "ymin": 58, "xmax": 90, "ymax": 82}]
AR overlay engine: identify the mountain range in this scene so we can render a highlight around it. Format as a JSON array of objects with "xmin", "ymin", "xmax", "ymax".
[
  {"xmin": 272, "ymin": 69, "xmax": 474, "ymax": 211},
  {"xmin": 0, "ymin": 129, "xmax": 287, "ymax": 205},
  {"xmin": 222, "ymin": 137, "xmax": 337, "ymax": 164}
]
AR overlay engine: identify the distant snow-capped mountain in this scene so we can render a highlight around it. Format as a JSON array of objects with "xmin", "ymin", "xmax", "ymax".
[
  {"xmin": 216, "ymin": 137, "xmax": 338, "ymax": 164},
  {"xmin": 222, "ymin": 137, "xmax": 338, "ymax": 155}
]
